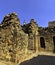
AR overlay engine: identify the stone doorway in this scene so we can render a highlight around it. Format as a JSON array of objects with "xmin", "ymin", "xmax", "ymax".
[
  {"xmin": 40, "ymin": 37, "xmax": 45, "ymax": 48},
  {"xmin": 53, "ymin": 36, "xmax": 55, "ymax": 53}
]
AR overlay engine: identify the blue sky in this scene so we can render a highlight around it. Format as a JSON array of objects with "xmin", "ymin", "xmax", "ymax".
[{"xmin": 0, "ymin": 0, "xmax": 55, "ymax": 27}]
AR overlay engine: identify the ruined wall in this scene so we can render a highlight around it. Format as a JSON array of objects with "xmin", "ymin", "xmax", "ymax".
[
  {"xmin": 38, "ymin": 27, "xmax": 55, "ymax": 53},
  {"xmin": 0, "ymin": 12, "xmax": 55, "ymax": 65},
  {"xmin": 48, "ymin": 21, "xmax": 55, "ymax": 28},
  {"xmin": 0, "ymin": 13, "xmax": 28, "ymax": 62}
]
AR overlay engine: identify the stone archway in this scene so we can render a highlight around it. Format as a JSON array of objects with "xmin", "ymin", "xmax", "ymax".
[
  {"xmin": 53, "ymin": 36, "xmax": 55, "ymax": 53},
  {"xmin": 40, "ymin": 37, "xmax": 45, "ymax": 48}
]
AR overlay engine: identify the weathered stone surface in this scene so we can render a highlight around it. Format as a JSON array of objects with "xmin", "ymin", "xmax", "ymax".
[
  {"xmin": 0, "ymin": 12, "xmax": 55, "ymax": 65},
  {"xmin": 0, "ymin": 12, "xmax": 28, "ymax": 64}
]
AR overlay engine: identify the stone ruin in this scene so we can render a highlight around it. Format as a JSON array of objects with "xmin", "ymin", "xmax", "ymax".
[{"xmin": 0, "ymin": 12, "xmax": 55, "ymax": 65}]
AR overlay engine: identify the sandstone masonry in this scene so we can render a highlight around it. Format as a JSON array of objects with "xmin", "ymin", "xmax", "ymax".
[{"xmin": 0, "ymin": 12, "xmax": 55, "ymax": 65}]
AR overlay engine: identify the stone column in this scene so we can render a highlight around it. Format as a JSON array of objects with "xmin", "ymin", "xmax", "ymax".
[
  {"xmin": 25, "ymin": 34, "xmax": 28, "ymax": 54},
  {"xmin": 35, "ymin": 31, "xmax": 39, "ymax": 55}
]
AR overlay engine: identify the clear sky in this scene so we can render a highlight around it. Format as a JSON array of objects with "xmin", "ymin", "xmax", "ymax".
[{"xmin": 0, "ymin": 0, "xmax": 55, "ymax": 27}]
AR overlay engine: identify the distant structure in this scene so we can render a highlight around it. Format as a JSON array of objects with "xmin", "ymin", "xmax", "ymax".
[{"xmin": 0, "ymin": 12, "xmax": 55, "ymax": 65}]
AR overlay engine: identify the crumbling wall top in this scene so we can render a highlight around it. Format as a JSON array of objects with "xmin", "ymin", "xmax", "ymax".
[
  {"xmin": 48, "ymin": 21, "xmax": 55, "ymax": 28},
  {"xmin": 1, "ymin": 12, "xmax": 20, "ymax": 25}
]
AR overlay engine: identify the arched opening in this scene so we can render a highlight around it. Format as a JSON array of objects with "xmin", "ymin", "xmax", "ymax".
[
  {"xmin": 54, "ymin": 27, "xmax": 55, "ymax": 31},
  {"xmin": 40, "ymin": 37, "xmax": 45, "ymax": 48},
  {"xmin": 53, "ymin": 36, "xmax": 55, "ymax": 53}
]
